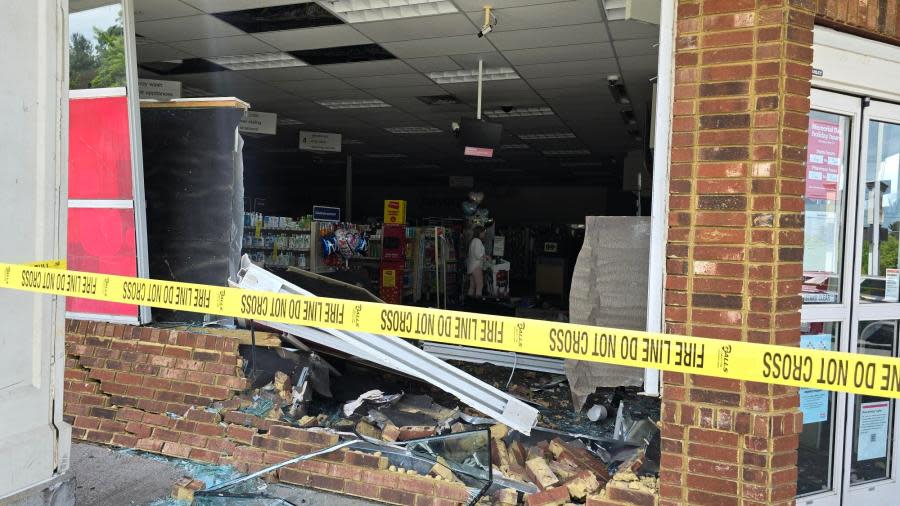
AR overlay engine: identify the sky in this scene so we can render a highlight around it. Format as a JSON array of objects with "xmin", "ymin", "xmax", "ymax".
[{"xmin": 69, "ymin": 3, "xmax": 121, "ymax": 44}]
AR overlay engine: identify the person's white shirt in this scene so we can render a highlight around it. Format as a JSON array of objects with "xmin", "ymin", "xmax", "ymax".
[{"xmin": 467, "ymin": 237, "xmax": 486, "ymax": 274}]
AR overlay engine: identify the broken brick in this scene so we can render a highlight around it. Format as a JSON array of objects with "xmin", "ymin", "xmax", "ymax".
[
  {"xmin": 524, "ymin": 486, "xmax": 569, "ymax": 506},
  {"xmin": 526, "ymin": 457, "xmax": 560, "ymax": 490}
]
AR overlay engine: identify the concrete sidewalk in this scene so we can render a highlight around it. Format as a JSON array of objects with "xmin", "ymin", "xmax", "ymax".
[{"xmin": 70, "ymin": 442, "xmax": 378, "ymax": 505}]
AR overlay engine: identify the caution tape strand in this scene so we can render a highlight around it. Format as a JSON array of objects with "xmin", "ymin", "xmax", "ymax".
[{"xmin": 5, "ymin": 261, "xmax": 900, "ymax": 399}]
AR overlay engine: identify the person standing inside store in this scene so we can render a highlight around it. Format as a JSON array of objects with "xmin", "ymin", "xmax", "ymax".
[{"xmin": 467, "ymin": 226, "xmax": 490, "ymax": 297}]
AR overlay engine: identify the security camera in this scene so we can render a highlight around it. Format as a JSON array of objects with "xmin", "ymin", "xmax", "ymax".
[
  {"xmin": 501, "ymin": 105, "xmax": 514, "ymax": 113},
  {"xmin": 476, "ymin": 6, "xmax": 496, "ymax": 38},
  {"xmin": 607, "ymin": 74, "xmax": 621, "ymax": 85},
  {"xmin": 451, "ymin": 121, "xmax": 461, "ymax": 136}
]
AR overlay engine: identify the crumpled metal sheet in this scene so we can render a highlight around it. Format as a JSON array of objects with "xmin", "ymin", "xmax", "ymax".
[{"xmin": 565, "ymin": 217, "xmax": 650, "ymax": 410}]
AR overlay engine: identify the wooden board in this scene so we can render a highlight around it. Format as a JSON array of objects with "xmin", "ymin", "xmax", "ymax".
[{"xmin": 140, "ymin": 97, "xmax": 249, "ymax": 110}]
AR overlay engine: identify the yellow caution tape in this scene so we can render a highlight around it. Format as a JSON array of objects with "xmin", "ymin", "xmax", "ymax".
[
  {"xmin": 25, "ymin": 260, "xmax": 66, "ymax": 269},
  {"xmin": 4, "ymin": 261, "xmax": 900, "ymax": 399}
]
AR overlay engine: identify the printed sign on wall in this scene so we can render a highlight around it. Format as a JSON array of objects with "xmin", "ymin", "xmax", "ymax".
[{"xmin": 806, "ymin": 119, "xmax": 843, "ymax": 201}]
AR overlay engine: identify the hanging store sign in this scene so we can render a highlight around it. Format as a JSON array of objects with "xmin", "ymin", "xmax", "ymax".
[
  {"xmin": 464, "ymin": 146, "xmax": 494, "ymax": 158},
  {"xmin": 300, "ymin": 131, "xmax": 342, "ymax": 152},
  {"xmin": 313, "ymin": 205, "xmax": 341, "ymax": 223},
  {"xmin": 138, "ymin": 79, "xmax": 182, "ymax": 100},
  {"xmin": 239, "ymin": 111, "xmax": 277, "ymax": 135}
]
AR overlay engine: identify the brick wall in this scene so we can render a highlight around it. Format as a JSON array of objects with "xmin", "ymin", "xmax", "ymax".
[
  {"xmin": 660, "ymin": 1, "xmax": 814, "ymax": 505},
  {"xmin": 63, "ymin": 320, "xmax": 469, "ymax": 506},
  {"xmin": 815, "ymin": 0, "xmax": 900, "ymax": 44}
]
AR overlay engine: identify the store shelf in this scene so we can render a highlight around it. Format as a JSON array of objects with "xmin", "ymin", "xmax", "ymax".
[
  {"xmin": 244, "ymin": 226, "xmax": 310, "ymax": 234},
  {"xmin": 243, "ymin": 246, "xmax": 310, "ymax": 253}
]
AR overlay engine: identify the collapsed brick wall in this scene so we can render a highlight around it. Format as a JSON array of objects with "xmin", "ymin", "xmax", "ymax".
[{"xmin": 63, "ymin": 320, "xmax": 470, "ymax": 506}]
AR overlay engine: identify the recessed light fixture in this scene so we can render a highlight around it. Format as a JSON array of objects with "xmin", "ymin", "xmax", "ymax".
[
  {"xmin": 485, "ymin": 106, "xmax": 553, "ymax": 118},
  {"xmin": 517, "ymin": 132, "xmax": 576, "ymax": 140},
  {"xmin": 367, "ymin": 153, "xmax": 407, "ymax": 158},
  {"xmin": 206, "ymin": 52, "xmax": 306, "ymax": 71},
  {"xmin": 543, "ymin": 149, "xmax": 591, "ymax": 156},
  {"xmin": 326, "ymin": 0, "xmax": 458, "ymax": 23},
  {"xmin": 427, "ymin": 67, "xmax": 519, "ymax": 84},
  {"xmin": 317, "ymin": 98, "xmax": 391, "ymax": 109},
  {"xmin": 277, "ymin": 117, "xmax": 304, "ymax": 125},
  {"xmin": 386, "ymin": 126, "xmax": 442, "ymax": 134}
]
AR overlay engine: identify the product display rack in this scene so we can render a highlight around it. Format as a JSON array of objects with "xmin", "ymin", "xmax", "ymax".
[{"xmin": 242, "ymin": 213, "xmax": 313, "ymax": 270}]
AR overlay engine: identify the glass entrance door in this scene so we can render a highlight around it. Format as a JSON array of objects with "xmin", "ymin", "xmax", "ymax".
[
  {"xmin": 846, "ymin": 99, "xmax": 900, "ymax": 503},
  {"xmin": 800, "ymin": 91, "xmax": 900, "ymax": 505}
]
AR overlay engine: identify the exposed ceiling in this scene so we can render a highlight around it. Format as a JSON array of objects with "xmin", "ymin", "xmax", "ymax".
[{"xmin": 125, "ymin": 0, "xmax": 660, "ymax": 185}]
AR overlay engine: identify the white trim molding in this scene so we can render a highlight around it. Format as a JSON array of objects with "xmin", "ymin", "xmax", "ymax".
[{"xmin": 67, "ymin": 199, "xmax": 134, "ymax": 209}]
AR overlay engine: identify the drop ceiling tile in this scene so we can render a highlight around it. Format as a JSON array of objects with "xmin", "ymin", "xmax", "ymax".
[
  {"xmin": 528, "ymin": 74, "xmax": 606, "ymax": 90},
  {"xmin": 255, "ymin": 25, "xmax": 371, "ymax": 51},
  {"xmin": 619, "ymin": 54, "xmax": 659, "ymax": 74},
  {"xmin": 290, "ymin": 43, "xmax": 395, "ymax": 64},
  {"xmin": 275, "ymin": 77, "xmax": 356, "ymax": 93},
  {"xmin": 136, "ymin": 43, "xmax": 194, "ymax": 62},
  {"xmin": 405, "ymin": 56, "xmax": 461, "ymax": 73},
  {"xmin": 488, "ymin": 23, "xmax": 606, "ymax": 50},
  {"xmin": 504, "ymin": 42, "xmax": 612, "ymax": 65},
  {"xmin": 466, "ymin": 0, "xmax": 600, "ymax": 31},
  {"xmin": 353, "ymin": 14, "xmax": 476, "ymax": 43},
  {"xmin": 613, "ymin": 38, "xmax": 659, "ymax": 57},
  {"xmin": 242, "ymin": 65, "xmax": 331, "ymax": 81},
  {"xmin": 607, "ymin": 19, "xmax": 661, "ymax": 40},
  {"xmin": 382, "ymin": 35, "xmax": 492, "ymax": 58},
  {"xmin": 134, "ymin": 0, "xmax": 201, "ymax": 21},
  {"xmin": 345, "ymin": 73, "xmax": 433, "ymax": 89},
  {"xmin": 135, "ymin": 15, "xmax": 244, "ymax": 42},
  {"xmin": 515, "ymin": 58, "xmax": 618, "ymax": 79},
  {"xmin": 305, "ymin": 88, "xmax": 380, "ymax": 100},
  {"xmin": 368, "ymin": 85, "xmax": 449, "ymax": 99},
  {"xmin": 455, "ymin": 0, "xmax": 558, "ymax": 12},
  {"xmin": 449, "ymin": 52, "xmax": 510, "ymax": 70},
  {"xmin": 170, "ymin": 35, "xmax": 278, "ymax": 57},
  {"xmin": 494, "ymin": 116, "xmax": 567, "ymax": 131},
  {"xmin": 440, "ymin": 78, "xmax": 531, "ymax": 95},
  {"xmin": 139, "ymin": 58, "xmax": 229, "ymax": 75},
  {"xmin": 319, "ymin": 60, "xmax": 415, "ymax": 78},
  {"xmin": 181, "ymin": 0, "xmax": 302, "ymax": 13},
  {"xmin": 212, "ymin": 3, "xmax": 342, "ymax": 32}
]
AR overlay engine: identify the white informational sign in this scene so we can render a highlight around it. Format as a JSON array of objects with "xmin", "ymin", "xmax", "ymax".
[
  {"xmin": 239, "ymin": 111, "xmax": 278, "ymax": 135},
  {"xmin": 858, "ymin": 401, "xmax": 890, "ymax": 461},
  {"xmin": 138, "ymin": 78, "xmax": 181, "ymax": 100},
  {"xmin": 800, "ymin": 334, "xmax": 831, "ymax": 424},
  {"xmin": 493, "ymin": 235, "xmax": 505, "ymax": 257},
  {"xmin": 886, "ymin": 268, "xmax": 900, "ymax": 302},
  {"xmin": 300, "ymin": 130, "xmax": 342, "ymax": 153}
]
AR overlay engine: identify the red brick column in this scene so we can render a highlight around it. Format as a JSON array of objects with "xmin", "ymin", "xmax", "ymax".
[{"xmin": 660, "ymin": 1, "xmax": 815, "ymax": 505}]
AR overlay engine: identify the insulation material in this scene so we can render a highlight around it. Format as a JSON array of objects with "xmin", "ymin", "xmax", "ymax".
[
  {"xmin": 140, "ymin": 104, "xmax": 245, "ymax": 322},
  {"xmin": 565, "ymin": 217, "xmax": 650, "ymax": 410}
]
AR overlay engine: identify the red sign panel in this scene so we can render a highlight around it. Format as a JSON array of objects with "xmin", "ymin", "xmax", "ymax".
[
  {"xmin": 806, "ymin": 119, "xmax": 842, "ymax": 201},
  {"xmin": 69, "ymin": 96, "xmax": 134, "ymax": 200},
  {"xmin": 464, "ymin": 146, "xmax": 494, "ymax": 158},
  {"xmin": 66, "ymin": 207, "xmax": 138, "ymax": 316}
]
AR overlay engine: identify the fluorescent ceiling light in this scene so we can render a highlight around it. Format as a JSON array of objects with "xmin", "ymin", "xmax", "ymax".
[
  {"xmin": 386, "ymin": 126, "xmax": 442, "ymax": 134},
  {"xmin": 324, "ymin": 0, "xmax": 458, "ymax": 23},
  {"xmin": 485, "ymin": 106, "xmax": 553, "ymax": 118},
  {"xmin": 427, "ymin": 67, "xmax": 519, "ymax": 84},
  {"xmin": 518, "ymin": 132, "xmax": 576, "ymax": 140},
  {"xmin": 543, "ymin": 149, "xmax": 591, "ymax": 156},
  {"xmin": 500, "ymin": 143, "xmax": 530, "ymax": 150},
  {"xmin": 277, "ymin": 117, "xmax": 303, "ymax": 125},
  {"xmin": 317, "ymin": 98, "xmax": 391, "ymax": 109},
  {"xmin": 367, "ymin": 153, "xmax": 407, "ymax": 158},
  {"xmin": 206, "ymin": 52, "xmax": 306, "ymax": 71}
]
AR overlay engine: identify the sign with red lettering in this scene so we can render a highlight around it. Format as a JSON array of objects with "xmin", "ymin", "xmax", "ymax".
[
  {"xmin": 464, "ymin": 146, "xmax": 494, "ymax": 158},
  {"xmin": 806, "ymin": 119, "xmax": 842, "ymax": 201}
]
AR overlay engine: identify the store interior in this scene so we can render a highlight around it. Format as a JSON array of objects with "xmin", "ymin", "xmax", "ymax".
[{"xmin": 76, "ymin": 0, "xmax": 661, "ymax": 319}]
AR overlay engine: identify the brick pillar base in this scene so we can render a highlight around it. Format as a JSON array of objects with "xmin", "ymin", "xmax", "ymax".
[{"xmin": 659, "ymin": 1, "xmax": 815, "ymax": 505}]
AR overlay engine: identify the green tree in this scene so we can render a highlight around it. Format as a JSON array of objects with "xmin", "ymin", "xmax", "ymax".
[
  {"xmin": 880, "ymin": 234, "xmax": 899, "ymax": 273},
  {"xmin": 69, "ymin": 32, "xmax": 97, "ymax": 89},
  {"xmin": 90, "ymin": 24, "xmax": 125, "ymax": 88}
]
